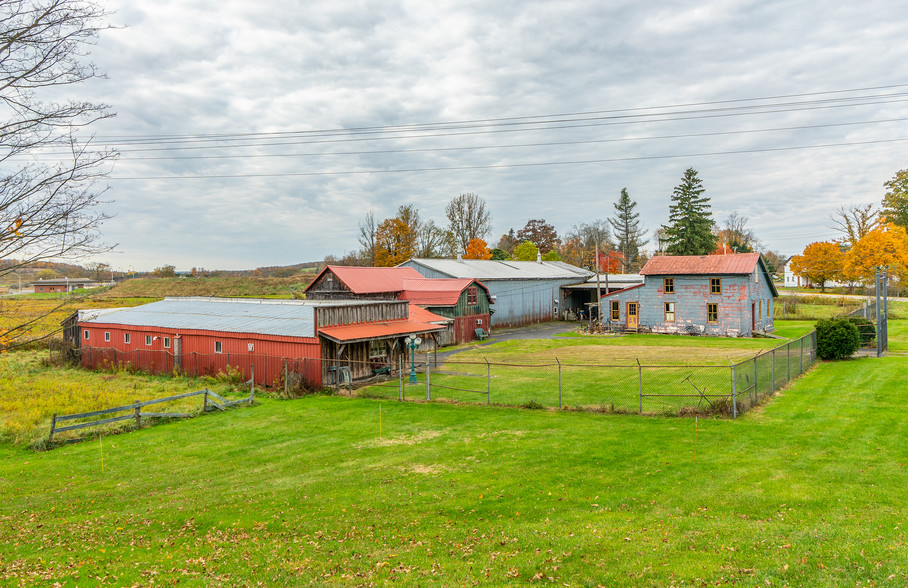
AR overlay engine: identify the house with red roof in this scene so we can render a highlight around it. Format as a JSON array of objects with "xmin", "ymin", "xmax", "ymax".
[
  {"xmin": 304, "ymin": 265, "xmax": 424, "ymax": 300},
  {"xmin": 601, "ymin": 253, "xmax": 778, "ymax": 337}
]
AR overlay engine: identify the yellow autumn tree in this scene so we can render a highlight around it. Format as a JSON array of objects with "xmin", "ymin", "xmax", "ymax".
[
  {"xmin": 789, "ymin": 242, "xmax": 843, "ymax": 292},
  {"xmin": 374, "ymin": 217, "xmax": 416, "ymax": 267},
  {"xmin": 463, "ymin": 238, "xmax": 492, "ymax": 260},
  {"xmin": 842, "ymin": 222, "xmax": 908, "ymax": 284}
]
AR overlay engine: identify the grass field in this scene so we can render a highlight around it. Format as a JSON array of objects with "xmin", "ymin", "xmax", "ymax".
[
  {"xmin": 97, "ymin": 275, "xmax": 313, "ymax": 299},
  {"xmin": 1, "ymin": 343, "xmax": 906, "ymax": 585}
]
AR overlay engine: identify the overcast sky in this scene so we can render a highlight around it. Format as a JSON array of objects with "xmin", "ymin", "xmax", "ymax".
[{"xmin": 66, "ymin": 0, "xmax": 908, "ymax": 271}]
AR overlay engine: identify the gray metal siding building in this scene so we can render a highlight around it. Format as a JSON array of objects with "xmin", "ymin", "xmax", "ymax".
[{"xmin": 400, "ymin": 259, "xmax": 592, "ymax": 328}]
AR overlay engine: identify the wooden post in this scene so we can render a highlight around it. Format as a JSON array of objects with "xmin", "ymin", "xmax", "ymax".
[
  {"xmin": 283, "ymin": 359, "xmax": 289, "ymax": 395},
  {"xmin": 194, "ymin": 352, "xmax": 198, "ymax": 376},
  {"xmin": 556, "ymin": 357, "xmax": 562, "ymax": 409},
  {"xmin": 485, "ymin": 357, "xmax": 490, "ymax": 405},
  {"xmin": 48, "ymin": 413, "xmax": 57, "ymax": 443},
  {"xmin": 250, "ymin": 364, "xmax": 255, "ymax": 395},
  {"xmin": 134, "ymin": 399, "xmax": 141, "ymax": 428},
  {"xmin": 203, "ymin": 390, "xmax": 209, "ymax": 413}
]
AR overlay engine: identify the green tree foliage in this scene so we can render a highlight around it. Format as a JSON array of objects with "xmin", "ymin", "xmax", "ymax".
[
  {"xmin": 489, "ymin": 248, "xmax": 509, "ymax": 260},
  {"xmin": 513, "ymin": 241, "xmax": 539, "ymax": 261},
  {"xmin": 542, "ymin": 250, "xmax": 561, "ymax": 261},
  {"xmin": 815, "ymin": 318, "xmax": 861, "ymax": 360},
  {"xmin": 153, "ymin": 265, "xmax": 176, "ymax": 278},
  {"xmin": 881, "ymin": 169, "xmax": 908, "ymax": 228},
  {"xmin": 661, "ymin": 168, "xmax": 716, "ymax": 256},
  {"xmin": 608, "ymin": 189, "xmax": 648, "ymax": 271}
]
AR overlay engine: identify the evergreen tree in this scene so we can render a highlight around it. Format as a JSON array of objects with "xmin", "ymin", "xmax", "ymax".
[
  {"xmin": 608, "ymin": 188, "xmax": 648, "ymax": 271},
  {"xmin": 661, "ymin": 168, "xmax": 716, "ymax": 255}
]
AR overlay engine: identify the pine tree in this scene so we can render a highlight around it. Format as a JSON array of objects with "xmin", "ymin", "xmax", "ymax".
[
  {"xmin": 608, "ymin": 188, "xmax": 648, "ymax": 271},
  {"xmin": 661, "ymin": 168, "xmax": 716, "ymax": 255}
]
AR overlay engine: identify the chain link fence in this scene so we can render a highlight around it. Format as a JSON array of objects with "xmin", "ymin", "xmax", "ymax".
[{"xmin": 67, "ymin": 332, "xmax": 817, "ymax": 417}]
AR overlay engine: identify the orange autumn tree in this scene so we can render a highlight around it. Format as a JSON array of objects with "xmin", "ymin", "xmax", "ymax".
[
  {"xmin": 789, "ymin": 242, "xmax": 843, "ymax": 292},
  {"xmin": 374, "ymin": 217, "xmax": 416, "ymax": 267},
  {"xmin": 843, "ymin": 223, "xmax": 908, "ymax": 284},
  {"xmin": 463, "ymin": 238, "xmax": 492, "ymax": 260}
]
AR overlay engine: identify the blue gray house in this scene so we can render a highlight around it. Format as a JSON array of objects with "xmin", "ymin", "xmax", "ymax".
[
  {"xmin": 601, "ymin": 253, "xmax": 777, "ymax": 337},
  {"xmin": 399, "ymin": 258, "xmax": 592, "ymax": 328}
]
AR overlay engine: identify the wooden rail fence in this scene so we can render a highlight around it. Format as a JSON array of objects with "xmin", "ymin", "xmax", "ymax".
[{"xmin": 48, "ymin": 388, "xmax": 255, "ymax": 443}]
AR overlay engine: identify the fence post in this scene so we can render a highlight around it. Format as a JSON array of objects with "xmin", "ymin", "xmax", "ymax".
[
  {"xmin": 194, "ymin": 352, "xmax": 198, "ymax": 376},
  {"xmin": 204, "ymin": 389, "xmax": 209, "ymax": 413},
  {"xmin": 283, "ymin": 359, "xmax": 289, "ymax": 395},
  {"xmin": 753, "ymin": 354, "xmax": 758, "ymax": 403},
  {"xmin": 48, "ymin": 413, "xmax": 57, "ymax": 443},
  {"xmin": 556, "ymin": 357, "xmax": 562, "ymax": 409},
  {"xmin": 731, "ymin": 362, "xmax": 737, "ymax": 419},
  {"xmin": 426, "ymin": 361, "xmax": 431, "ymax": 401},
  {"xmin": 771, "ymin": 348, "xmax": 775, "ymax": 393},
  {"xmin": 398, "ymin": 355, "xmax": 403, "ymax": 402},
  {"xmin": 250, "ymin": 364, "xmax": 255, "ymax": 395},
  {"xmin": 799, "ymin": 337, "xmax": 803, "ymax": 374},
  {"xmin": 637, "ymin": 358, "xmax": 642, "ymax": 414},
  {"xmin": 485, "ymin": 357, "xmax": 490, "ymax": 405},
  {"xmin": 786, "ymin": 342, "xmax": 790, "ymax": 383},
  {"xmin": 134, "ymin": 399, "xmax": 141, "ymax": 428}
]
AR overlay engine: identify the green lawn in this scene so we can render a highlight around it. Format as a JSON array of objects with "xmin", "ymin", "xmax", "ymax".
[{"xmin": 0, "ymin": 323, "xmax": 905, "ymax": 585}]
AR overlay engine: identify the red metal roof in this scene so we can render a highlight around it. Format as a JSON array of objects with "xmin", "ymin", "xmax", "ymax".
[
  {"xmin": 408, "ymin": 304, "xmax": 451, "ymax": 324},
  {"xmin": 640, "ymin": 253, "xmax": 761, "ymax": 275},
  {"xmin": 318, "ymin": 319, "xmax": 445, "ymax": 343},
  {"xmin": 306, "ymin": 265, "xmax": 424, "ymax": 295},
  {"xmin": 399, "ymin": 278, "xmax": 492, "ymax": 306}
]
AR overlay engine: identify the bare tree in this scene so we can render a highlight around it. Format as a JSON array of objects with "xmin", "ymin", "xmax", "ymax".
[
  {"xmin": 416, "ymin": 218, "xmax": 448, "ymax": 258},
  {"xmin": 715, "ymin": 212, "xmax": 760, "ymax": 253},
  {"xmin": 828, "ymin": 204, "xmax": 880, "ymax": 248},
  {"xmin": 0, "ymin": 0, "xmax": 117, "ymax": 350},
  {"xmin": 358, "ymin": 210, "xmax": 376, "ymax": 266},
  {"xmin": 445, "ymin": 193, "xmax": 492, "ymax": 254}
]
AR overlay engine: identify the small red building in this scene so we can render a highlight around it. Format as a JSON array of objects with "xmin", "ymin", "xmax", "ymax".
[
  {"xmin": 32, "ymin": 278, "xmax": 99, "ymax": 293},
  {"xmin": 77, "ymin": 297, "xmax": 445, "ymax": 387}
]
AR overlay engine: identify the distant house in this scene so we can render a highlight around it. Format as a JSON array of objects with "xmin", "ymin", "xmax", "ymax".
[
  {"xmin": 783, "ymin": 257, "xmax": 849, "ymax": 289},
  {"xmin": 399, "ymin": 258, "xmax": 592, "ymax": 327},
  {"xmin": 601, "ymin": 253, "xmax": 777, "ymax": 337},
  {"xmin": 76, "ymin": 297, "xmax": 445, "ymax": 386},
  {"xmin": 31, "ymin": 278, "xmax": 99, "ymax": 293}
]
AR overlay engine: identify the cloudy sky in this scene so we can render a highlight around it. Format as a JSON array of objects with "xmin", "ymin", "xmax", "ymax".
[{"xmin": 66, "ymin": 0, "xmax": 908, "ymax": 271}]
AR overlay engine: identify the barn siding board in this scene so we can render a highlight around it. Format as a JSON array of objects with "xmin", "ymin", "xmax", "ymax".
[{"xmin": 316, "ymin": 301, "xmax": 408, "ymax": 328}]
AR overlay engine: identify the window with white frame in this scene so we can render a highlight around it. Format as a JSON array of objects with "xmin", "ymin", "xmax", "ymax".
[
  {"xmin": 214, "ymin": 341, "xmax": 223, "ymax": 354},
  {"xmin": 164, "ymin": 337, "xmax": 171, "ymax": 349},
  {"xmin": 104, "ymin": 332, "xmax": 110, "ymax": 342},
  {"xmin": 83, "ymin": 330, "xmax": 89, "ymax": 340},
  {"xmin": 145, "ymin": 335, "xmax": 152, "ymax": 346},
  {"xmin": 124, "ymin": 333, "xmax": 131, "ymax": 344}
]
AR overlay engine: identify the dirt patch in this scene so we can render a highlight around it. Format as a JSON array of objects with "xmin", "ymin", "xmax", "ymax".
[
  {"xmin": 357, "ymin": 429, "xmax": 444, "ymax": 448},
  {"xmin": 401, "ymin": 464, "xmax": 449, "ymax": 475}
]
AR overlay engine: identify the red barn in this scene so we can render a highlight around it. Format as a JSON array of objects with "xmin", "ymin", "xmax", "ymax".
[{"xmin": 77, "ymin": 297, "xmax": 445, "ymax": 387}]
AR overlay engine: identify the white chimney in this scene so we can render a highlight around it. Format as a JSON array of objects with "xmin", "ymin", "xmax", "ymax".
[{"xmin": 536, "ymin": 251, "xmax": 542, "ymax": 263}]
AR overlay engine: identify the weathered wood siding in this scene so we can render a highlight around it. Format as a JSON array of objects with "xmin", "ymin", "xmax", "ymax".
[
  {"xmin": 306, "ymin": 270, "xmax": 399, "ymax": 300},
  {"xmin": 315, "ymin": 301, "xmax": 408, "ymax": 327}
]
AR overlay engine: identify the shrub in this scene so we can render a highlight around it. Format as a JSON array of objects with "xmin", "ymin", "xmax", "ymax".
[
  {"xmin": 522, "ymin": 400, "xmax": 545, "ymax": 410},
  {"xmin": 815, "ymin": 318, "xmax": 861, "ymax": 360},
  {"xmin": 846, "ymin": 317, "xmax": 876, "ymax": 346}
]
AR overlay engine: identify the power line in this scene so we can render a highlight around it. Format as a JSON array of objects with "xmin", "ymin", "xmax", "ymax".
[{"xmin": 109, "ymin": 136, "xmax": 908, "ymax": 181}]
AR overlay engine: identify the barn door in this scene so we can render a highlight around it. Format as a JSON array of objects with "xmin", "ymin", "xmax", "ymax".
[
  {"xmin": 627, "ymin": 302, "xmax": 639, "ymax": 329},
  {"xmin": 751, "ymin": 302, "xmax": 756, "ymax": 331}
]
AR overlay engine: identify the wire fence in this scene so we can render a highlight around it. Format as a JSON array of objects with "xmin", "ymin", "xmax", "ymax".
[
  {"xmin": 69, "ymin": 331, "xmax": 817, "ymax": 418},
  {"xmin": 360, "ymin": 331, "xmax": 818, "ymax": 418}
]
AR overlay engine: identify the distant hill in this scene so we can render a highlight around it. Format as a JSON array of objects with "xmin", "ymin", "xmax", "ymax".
[{"xmin": 96, "ymin": 275, "xmax": 315, "ymax": 299}]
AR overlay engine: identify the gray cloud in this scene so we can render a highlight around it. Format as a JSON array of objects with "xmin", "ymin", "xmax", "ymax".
[{"xmin": 65, "ymin": 0, "xmax": 908, "ymax": 270}]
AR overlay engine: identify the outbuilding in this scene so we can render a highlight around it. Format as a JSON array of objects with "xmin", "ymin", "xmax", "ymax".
[
  {"xmin": 77, "ymin": 297, "xmax": 445, "ymax": 387},
  {"xmin": 399, "ymin": 258, "xmax": 592, "ymax": 327},
  {"xmin": 601, "ymin": 253, "xmax": 777, "ymax": 337},
  {"xmin": 31, "ymin": 278, "xmax": 99, "ymax": 293}
]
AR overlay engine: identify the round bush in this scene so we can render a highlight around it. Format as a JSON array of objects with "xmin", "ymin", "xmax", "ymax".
[{"xmin": 815, "ymin": 318, "xmax": 862, "ymax": 360}]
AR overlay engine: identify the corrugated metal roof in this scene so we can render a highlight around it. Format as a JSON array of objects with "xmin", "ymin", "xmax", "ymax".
[
  {"xmin": 564, "ymin": 274, "xmax": 644, "ymax": 289},
  {"xmin": 403, "ymin": 258, "xmax": 592, "ymax": 280},
  {"xmin": 640, "ymin": 253, "xmax": 761, "ymax": 275},
  {"xmin": 399, "ymin": 277, "xmax": 493, "ymax": 306},
  {"xmin": 307, "ymin": 265, "xmax": 424, "ymax": 294},
  {"xmin": 318, "ymin": 319, "xmax": 445, "ymax": 343},
  {"xmin": 408, "ymin": 304, "xmax": 452, "ymax": 324},
  {"xmin": 80, "ymin": 297, "xmax": 346, "ymax": 338}
]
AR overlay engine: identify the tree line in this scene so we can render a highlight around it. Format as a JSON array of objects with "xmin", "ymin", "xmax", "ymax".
[
  {"xmin": 325, "ymin": 168, "xmax": 789, "ymax": 274},
  {"xmin": 790, "ymin": 169, "xmax": 908, "ymax": 290}
]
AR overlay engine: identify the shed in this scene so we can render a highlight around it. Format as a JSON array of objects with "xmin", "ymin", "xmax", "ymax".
[
  {"xmin": 31, "ymin": 278, "xmax": 99, "ymax": 293},
  {"xmin": 601, "ymin": 253, "xmax": 777, "ymax": 337},
  {"xmin": 77, "ymin": 297, "xmax": 444, "ymax": 387},
  {"xmin": 400, "ymin": 277, "xmax": 493, "ymax": 345},
  {"xmin": 399, "ymin": 258, "xmax": 592, "ymax": 327},
  {"xmin": 560, "ymin": 273, "xmax": 644, "ymax": 320}
]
